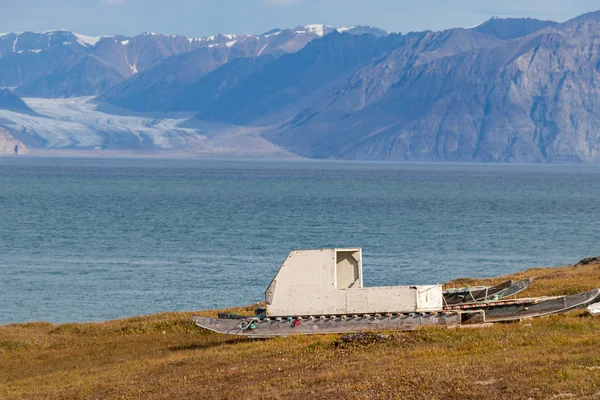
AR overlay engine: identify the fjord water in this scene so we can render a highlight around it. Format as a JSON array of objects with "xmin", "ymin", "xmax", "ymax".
[{"xmin": 1, "ymin": 157, "xmax": 599, "ymax": 324}]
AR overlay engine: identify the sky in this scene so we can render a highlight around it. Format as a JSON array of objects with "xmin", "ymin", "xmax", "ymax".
[{"xmin": 1, "ymin": 0, "xmax": 599, "ymax": 37}]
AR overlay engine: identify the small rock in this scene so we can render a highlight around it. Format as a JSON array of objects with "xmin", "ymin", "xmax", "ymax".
[
  {"xmin": 474, "ymin": 378, "xmax": 497, "ymax": 386},
  {"xmin": 337, "ymin": 332, "xmax": 391, "ymax": 346},
  {"xmin": 574, "ymin": 256, "xmax": 600, "ymax": 267}
]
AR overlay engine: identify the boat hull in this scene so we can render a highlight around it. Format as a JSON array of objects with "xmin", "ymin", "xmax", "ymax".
[{"xmin": 461, "ymin": 289, "xmax": 600, "ymax": 324}]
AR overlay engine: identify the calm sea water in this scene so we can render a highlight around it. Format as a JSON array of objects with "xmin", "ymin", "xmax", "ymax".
[{"xmin": 1, "ymin": 157, "xmax": 599, "ymax": 323}]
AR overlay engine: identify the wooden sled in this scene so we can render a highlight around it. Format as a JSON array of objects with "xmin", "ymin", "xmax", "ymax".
[{"xmin": 193, "ymin": 312, "xmax": 461, "ymax": 338}]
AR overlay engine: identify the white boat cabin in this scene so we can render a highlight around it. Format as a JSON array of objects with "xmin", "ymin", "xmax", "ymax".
[{"xmin": 265, "ymin": 248, "xmax": 443, "ymax": 317}]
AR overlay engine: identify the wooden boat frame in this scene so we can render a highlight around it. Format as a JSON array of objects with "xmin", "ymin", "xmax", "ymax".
[{"xmin": 442, "ymin": 278, "xmax": 532, "ymax": 305}]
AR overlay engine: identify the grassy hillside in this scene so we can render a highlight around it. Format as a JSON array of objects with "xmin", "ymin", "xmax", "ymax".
[{"xmin": 2, "ymin": 262, "xmax": 600, "ymax": 399}]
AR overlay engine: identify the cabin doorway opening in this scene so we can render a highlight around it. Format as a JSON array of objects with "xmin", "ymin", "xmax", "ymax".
[{"xmin": 336, "ymin": 250, "xmax": 361, "ymax": 289}]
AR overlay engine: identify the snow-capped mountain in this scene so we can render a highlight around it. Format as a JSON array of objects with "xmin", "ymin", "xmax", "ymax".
[
  {"xmin": 99, "ymin": 25, "xmax": 386, "ymax": 111},
  {"xmin": 0, "ymin": 25, "xmax": 388, "ymax": 99},
  {"xmin": 265, "ymin": 24, "xmax": 388, "ymax": 38}
]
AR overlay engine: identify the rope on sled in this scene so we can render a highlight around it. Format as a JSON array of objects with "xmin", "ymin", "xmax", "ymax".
[{"xmin": 238, "ymin": 317, "xmax": 259, "ymax": 331}]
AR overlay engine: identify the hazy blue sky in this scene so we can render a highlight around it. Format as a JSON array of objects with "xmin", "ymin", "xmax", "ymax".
[{"xmin": 1, "ymin": 0, "xmax": 599, "ymax": 37}]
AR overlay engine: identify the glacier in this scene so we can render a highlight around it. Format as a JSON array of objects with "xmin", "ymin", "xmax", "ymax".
[{"xmin": 0, "ymin": 97, "xmax": 291, "ymax": 157}]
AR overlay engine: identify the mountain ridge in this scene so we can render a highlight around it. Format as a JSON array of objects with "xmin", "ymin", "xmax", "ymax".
[
  {"xmin": 2, "ymin": 14, "xmax": 600, "ymax": 162},
  {"xmin": 263, "ymin": 14, "xmax": 600, "ymax": 162},
  {"xmin": 1, "ymin": 25, "xmax": 388, "ymax": 99}
]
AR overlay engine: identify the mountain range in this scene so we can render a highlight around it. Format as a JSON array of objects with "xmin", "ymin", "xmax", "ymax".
[{"xmin": 1, "ymin": 14, "xmax": 600, "ymax": 162}]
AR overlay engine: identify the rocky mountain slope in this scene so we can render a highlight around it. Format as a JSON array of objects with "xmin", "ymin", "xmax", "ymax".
[
  {"xmin": 193, "ymin": 32, "xmax": 407, "ymax": 124},
  {"xmin": 0, "ymin": 89, "xmax": 34, "ymax": 113},
  {"xmin": 0, "ymin": 126, "xmax": 28, "ymax": 154},
  {"xmin": 99, "ymin": 25, "xmax": 388, "ymax": 111},
  {"xmin": 472, "ymin": 17, "xmax": 557, "ymax": 40},
  {"xmin": 262, "ymin": 13, "xmax": 600, "ymax": 162}
]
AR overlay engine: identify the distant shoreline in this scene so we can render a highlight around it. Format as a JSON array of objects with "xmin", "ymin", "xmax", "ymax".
[
  {"xmin": 0, "ymin": 148, "xmax": 302, "ymax": 160},
  {"xmin": 4, "ymin": 151, "xmax": 600, "ymax": 167}
]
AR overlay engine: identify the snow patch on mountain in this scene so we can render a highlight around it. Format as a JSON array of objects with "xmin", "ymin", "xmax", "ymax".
[
  {"xmin": 74, "ymin": 36, "xmax": 98, "ymax": 47},
  {"xmin": 263, "ymin": 30, "xmax": 281, "ymax": 38},
  {"xmin": 257, "ymin": 44, "xmax": 268, "ymax": 56},
  {"xmin": 41, "ymin": 29, "xmax": 67, "ymax": 34},
  {"xmin": 17, "ymin": 49, "xmax": 43, "ymax": 54},
  {"xmin": 467, "ymin": 17, "xmax": 500, "ymax": 29},
  {"xmin": 303, "ymin": 24, "xmax": 330, "ymax": 36},
  {"xmin": 0, "ymin": 30, "xmax": 104, "ymax": 53}
]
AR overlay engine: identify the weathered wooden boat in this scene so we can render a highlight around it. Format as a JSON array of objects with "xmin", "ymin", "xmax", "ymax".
[
  {"xmin": 443, "ymin": 278, "xmax": 532, "ymax": 305},
  {"xmin": 192, "ymin": 248, "xmax": 600, "ymax": 337}
]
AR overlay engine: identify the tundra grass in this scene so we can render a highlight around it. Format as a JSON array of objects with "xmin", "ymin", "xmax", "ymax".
[{"xmin": 1, "ymin": 263, "xmax": 600, "ymax": 399}]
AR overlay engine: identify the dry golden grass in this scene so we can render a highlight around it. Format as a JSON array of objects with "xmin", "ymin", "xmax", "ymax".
[{"xmin": 2, "ymin": 263, "xmax": 600, "ymax": 399}]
